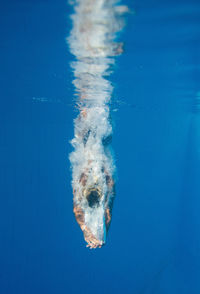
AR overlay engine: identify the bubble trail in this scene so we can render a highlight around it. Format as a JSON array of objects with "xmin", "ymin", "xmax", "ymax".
[{"xmin": 68, "ymin": 0, "xmax": 128, "ymax": 249}]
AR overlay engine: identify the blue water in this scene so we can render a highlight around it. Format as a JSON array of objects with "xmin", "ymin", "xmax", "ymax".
[{"xmin": 0, "ymin": 0, "xmax": 200, "ymax": 293}]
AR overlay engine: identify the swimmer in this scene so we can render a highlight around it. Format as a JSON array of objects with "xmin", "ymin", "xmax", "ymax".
[{"xmin": 73, "ymin": 168, "xmax": 114, "ymax": 249}]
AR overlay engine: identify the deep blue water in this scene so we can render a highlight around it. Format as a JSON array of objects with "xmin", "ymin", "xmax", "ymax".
[{"xmin": 0, "ymin": 0, "xmax": 200, "ymax": 293}]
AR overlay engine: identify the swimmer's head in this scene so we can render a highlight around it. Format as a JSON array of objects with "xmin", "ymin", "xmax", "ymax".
[{"xmin": 85, "ymin": 187, "xmax": 101, "ymax": 208}]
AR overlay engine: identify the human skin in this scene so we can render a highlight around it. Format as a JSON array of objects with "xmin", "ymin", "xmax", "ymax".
[{"xmin": 73, "ymin": 171, "xmax": 114, "ymax": 249}]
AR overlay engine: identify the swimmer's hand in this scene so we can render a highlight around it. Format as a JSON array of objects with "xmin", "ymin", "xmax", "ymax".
[{"xmin": 82, "ymin": 226, "xmax": 104, "ymax": 249}]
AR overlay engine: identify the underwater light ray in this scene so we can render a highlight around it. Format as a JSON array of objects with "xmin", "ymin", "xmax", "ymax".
[{"xmin": 68, "ymin": 0, "xmax": 128, "ymax": 249}]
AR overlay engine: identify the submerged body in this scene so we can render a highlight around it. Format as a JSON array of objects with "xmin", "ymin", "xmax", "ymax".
[
  {"xmin": 72, "ymin": 107, "xmax": 115, "ymax": 248},
  {"xmin": 73, "ymin": 163, "xmax": 115, "ymax": 248},
  {"xmin": 68, "ymin": 0, "xmax": 127, "ymax": 248}
]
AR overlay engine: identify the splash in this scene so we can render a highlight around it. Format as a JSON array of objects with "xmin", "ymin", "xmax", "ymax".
[{"xmin": 68, "ymin": 0, "xmax": 128, "ymax": 248}]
